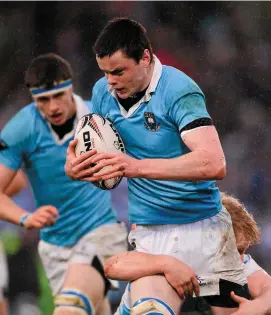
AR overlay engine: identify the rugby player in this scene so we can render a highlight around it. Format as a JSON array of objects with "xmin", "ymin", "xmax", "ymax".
[{"xmin": 0, "ymin": 53, "xmax": 127, "ymax": 315}]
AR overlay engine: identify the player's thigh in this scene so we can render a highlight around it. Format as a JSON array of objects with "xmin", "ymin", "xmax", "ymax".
[
  {"xmin": 96, "ymin": 296, "xmax": 111, "ymax": 315},
  {"xmin": 63, "ymin": 263, "xmax": 105, "ymax": 308},
  {"xmin": 38, "ymin": 240, "xmax": 68, "ymax": 295},
  {"xmin": 130, "ymin": 275, "xmax": 182, "ymax": 314},
  {"xmin": 211, "ymin": 306, "xmax": 238, "ymax": 315},
  {"xmin": 39, "ymin": 240, "xmax": 106, "ymax": 306}
]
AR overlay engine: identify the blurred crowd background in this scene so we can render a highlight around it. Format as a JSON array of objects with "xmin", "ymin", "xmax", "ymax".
[{"xmin": 0, "ymin": 1, "xmax": 271, "ymax": 314}]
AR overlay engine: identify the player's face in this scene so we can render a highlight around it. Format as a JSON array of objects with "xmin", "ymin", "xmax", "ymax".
[
  {"xmin": 96, "ymin": 49, "xmax": 152, "ymax": 99},
  {"xmin": 34, "ymin": 87, "xmax": 76, "ymax": 126},
  {"xmin": 237, "ymin": 237, "xmax": 249, "ymax": 262}
]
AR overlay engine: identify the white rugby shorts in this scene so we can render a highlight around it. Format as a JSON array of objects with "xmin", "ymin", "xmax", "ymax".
[
  {"xmin": 128, "ymin": 207, "xmax": 246, "ymax": 296},
  {"xmin": 38, "ymin": 222, "xmax": 128, "ymax": 296}
]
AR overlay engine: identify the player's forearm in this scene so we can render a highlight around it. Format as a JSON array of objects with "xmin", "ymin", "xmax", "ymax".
[
  {"xmin": 0, "ymin": 192, "xmax": 29, "ymax": 225},
  {"xmin": 252, "ymin": 286, "xmax": 271, "ymax": 314},
  {"xmin": 138, "ymin": 149, "xmax": 226, "ymax": 181},
  {"xmin": 104, "ymin": 251, "xmax": 168, "ymax": 281}
]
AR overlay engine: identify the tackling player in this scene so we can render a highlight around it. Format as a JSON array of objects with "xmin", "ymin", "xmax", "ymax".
[
  {"xmin": 105, "ymin": 193, "xmax": 271, "ymax": 315},
  {"xmin": 0, "ymin": 53, "xmax": 127, "ymax": 315}
]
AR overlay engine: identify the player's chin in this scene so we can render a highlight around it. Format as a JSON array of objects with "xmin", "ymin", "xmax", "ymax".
[
  {"xmin": 49, "ymin": 115, "xmax": 66, "ymax": 126},
  {"xmin": 116, "ymin": 90, "xmax": 130, "ymax": 99}
]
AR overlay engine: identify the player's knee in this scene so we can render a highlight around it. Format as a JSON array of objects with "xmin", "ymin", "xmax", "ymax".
[
  {"xmin": 54, "ymin": 288, "xmax": 94, "ymax": 315},
  {"xmin": 130, "ymin": 297, "xmax": 175, "ymax": 315}
]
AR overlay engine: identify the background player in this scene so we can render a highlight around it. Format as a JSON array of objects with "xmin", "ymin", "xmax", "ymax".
[{"xmin": 0, "ymin": 53, "xmax": 127, "ymax": 315}]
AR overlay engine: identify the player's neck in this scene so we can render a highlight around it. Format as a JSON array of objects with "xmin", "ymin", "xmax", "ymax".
[
  {"xmin": 139, "ymin": 60, "xmax": 155, "ymax": 92},
  {"xmin": 51, "ymin": 113, "xmax": 76, "ymax": 140}
]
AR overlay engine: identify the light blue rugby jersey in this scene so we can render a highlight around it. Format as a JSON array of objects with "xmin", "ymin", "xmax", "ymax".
[
  {"xmin": 0, "ymin": 95, "xmax": 116, "ymax": 246},
  {"xmin": 91, "ymin": 57, "xmax": 222, "ymax": 225}
]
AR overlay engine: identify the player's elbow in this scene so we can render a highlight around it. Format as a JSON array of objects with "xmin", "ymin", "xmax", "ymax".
[
  {"xmin": 103, "ymin": 260, "xmax": 112, "ymax": 277},
  {"xmin": 103, "ymin": 257, "xmax": 118, "ymax": 279},
  {"xmin": 215, "ymin": 154, "xmax": 226, "ymax": 179},
  {"xmin": 202, "ymin": 156, "xmax": 226, "ymax": 180},
  {"xmin": 213, "ymin": 163, "xmax": 226, "ymax": 180}
]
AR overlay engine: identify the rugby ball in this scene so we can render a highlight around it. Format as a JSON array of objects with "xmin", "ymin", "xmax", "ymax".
[{"xmin": 74, "ymin": 113, "xmax": 125, "ymax": 190}]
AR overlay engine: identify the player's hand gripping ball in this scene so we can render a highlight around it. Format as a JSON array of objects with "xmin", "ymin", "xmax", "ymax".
[{"xmin": 74, "ymin": 113, "xmax": 125, "ymax": 190}]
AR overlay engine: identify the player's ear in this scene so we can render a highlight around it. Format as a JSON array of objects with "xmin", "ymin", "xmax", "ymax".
[
  {"xmin": 69, "ymin": 86, "xmax": 74, "ymax": 101},
  {"xmin": 141, "ymin": 49, "xmax": 151, "ymax": 67}
]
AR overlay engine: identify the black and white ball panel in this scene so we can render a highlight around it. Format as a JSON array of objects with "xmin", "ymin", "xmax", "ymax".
[{"xmin": 75, "ymin": 113, "xmax": 125, "ymax": 190}]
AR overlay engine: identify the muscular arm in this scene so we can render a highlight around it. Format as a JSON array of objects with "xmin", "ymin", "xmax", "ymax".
[
  {"xmin": 4, "ymin": 169, "xmax": 28, "ymax": 197},
  {"xmin": 248, "ymin": 270, "xmax": 271, "ymax": 314},
  {"xmin": 0, "ymin": 164, "xmax": 29, "ymax": 225},
  {"xmin": 0, "ymin": 163, "xmax": 58, "ymax": 228},
  {"xmin": 104, "ymin": 251, "xmax": 200, "ymax": 298},
  {"xmin": 231, "ymin": 270, "xmax": 271, "ymax": 315},
  {"xmin": 0, "ymin": 112, "xmax": 58, "ymax": 228},
  {"xmin": 138, "ymin": 126, "xmax": 226, "ymax": 181},
  {"xmin": 104, "ymin": 251, "xmax": 166, "ymax": 281},
  {"xmin": 66, "ymin": 126, "xmax": 226, "ymax": 182}
]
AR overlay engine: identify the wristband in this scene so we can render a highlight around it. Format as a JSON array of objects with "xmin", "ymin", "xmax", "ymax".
[{"xmin": 19, "ymin": 213, "xmax": 31, "ymax": 228}]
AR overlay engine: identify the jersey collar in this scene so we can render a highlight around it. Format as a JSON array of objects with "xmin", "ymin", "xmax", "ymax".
[
  {"xmin": 37, "ymin": 94, "xmax": 89, "ymax": 145},
  {"xmin": 107, "ymin": 55, "xmax": 163, "ymax": 118}
]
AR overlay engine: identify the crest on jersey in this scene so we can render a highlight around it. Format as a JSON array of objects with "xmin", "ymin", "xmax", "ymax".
[
  {"xmin": 0, "ymin": 139, "xmax": 8, "ymax": 151},
  {"xmin": 144, "ymin": 112, "xmax": 160, "ymax": 132}
]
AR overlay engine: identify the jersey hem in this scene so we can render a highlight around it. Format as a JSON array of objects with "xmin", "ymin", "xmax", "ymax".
[
  {"xmin": 130, "ymin": 207, "xmax": 221, "ymax": 225},
  {"xmin": 40, "ymin": 218, "xmax": 117, "ymax": 247}
]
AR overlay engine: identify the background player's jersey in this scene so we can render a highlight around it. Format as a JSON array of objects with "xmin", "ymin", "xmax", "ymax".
[
  {"xmin": 91, "ymin": 57, "xmax": 221, "ymax": 225},
  {"xmin": 0, "ymin": 95, "xmax": 116, "ymax": 246}
]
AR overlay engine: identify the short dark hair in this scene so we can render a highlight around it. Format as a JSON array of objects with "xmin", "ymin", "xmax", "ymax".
[
  {"xmin": 93, "ymin": 17, "xmax": 153, "ymax": 63},
  {"xmin": 25, "ymin": 53, "xmax": 72, "ymax": 89}
]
